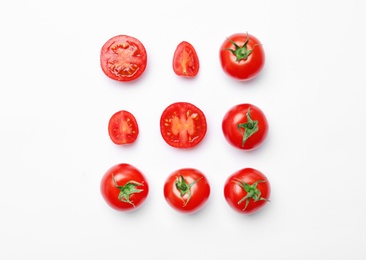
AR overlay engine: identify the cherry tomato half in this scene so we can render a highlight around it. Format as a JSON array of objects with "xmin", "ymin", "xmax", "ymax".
[
  {"xmin": 219, "ymin": 32, "xmax": 265, "ymax": 81},
  {"xmin": 100, "ymin": 35, "xmax": 147, "ymax": 82},
  {"xmin": 222, "ymin": 103, "xmax": 268, "ymax": 150},
  {"xmin": 160, "ymin": 102, "xmax": 207, "ymax": 149},
  {"xmin": 100, "ymin": 163, "xmax": 149, "ymax": 212},
  {"xmin": 108, "ymin": 110, "xmax": 139, "ymax": 145},
  {"xmin": 224, "ymin": 168, "xmax": 270, "ymax": 214},
  {"xmin": 172, "ymin": 41, "xmax": 200, "ymax": 77},
  {"xmin": 164, "ymin": 168, "xmax": 210, "ymax": 214}
]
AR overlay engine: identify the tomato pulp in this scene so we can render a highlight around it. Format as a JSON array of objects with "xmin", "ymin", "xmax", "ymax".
[
  {"xmin": 100, "ymin": 35, "xmax": 147, "ymax": 82},
  {"xmin": 160, "ymin": 102, "xmax": 207, "ymax": 148}
]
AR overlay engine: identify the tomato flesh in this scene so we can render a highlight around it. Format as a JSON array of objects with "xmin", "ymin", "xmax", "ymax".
[
  {"xmin": 108, "ymin": 110, "xmax": 139, "ymax": 145},
  {"xmin": 160, "ymin": 102, "xmax": 207, "ymax": 148},
  {"xmin": 100, "ymin": 35, "xmax": 147, "ymax": 82},
  {"xmin": 173, "ymin": 41, "xmax": 199, "ymax": 77}
]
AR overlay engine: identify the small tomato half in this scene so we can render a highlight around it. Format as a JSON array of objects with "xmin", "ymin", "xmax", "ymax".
[
  {"xmin": 224, "ymin": 168, "xmax": 270, "ymax": 214},
  {"xmin": 219, "ymin": 32, "xmax": 265, "ymax": 81},
  {"xmin": 164, "ymin": 168, "xmax": 210, "ymax": 214},
  {"xmin": 222, "ymin": 103, "xmax": 268, "ymax": 150},
  {"xmin": 160, "ymin": 102, "xmax": 207, "ymax": 148},
  {"xmin": 172, "ymin": 41, "xmax": 200, "ymax": 77},
  {"xmin": 100, "ymin": 163, "xmax": 149, "ymax": 212},
  {"xmin": 108, "ymin": 110, "xmax": 139, "ymax": 145},
  {"xmin": 100, "ymin": 35, "xmax": 147, "ymax": 82}
]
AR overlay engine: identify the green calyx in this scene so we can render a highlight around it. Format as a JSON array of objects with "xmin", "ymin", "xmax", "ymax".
[
  {"xmin": 225, "ymin": 33, "xmax": 258, "ymax": 62},
  {"xmin": 112, "ymin": 174, "xmax": 144, "ymax": 207},
  {"xmin": 233, "ymin": 178, "xmax": 269, "ymax": 211},
  {"xmin": 175, "ymin": 175, "xmax": 202, "ymax": 207},
  {"xmin": 237, "ymin": 107, "xmax": 259, "ymax": 147}
]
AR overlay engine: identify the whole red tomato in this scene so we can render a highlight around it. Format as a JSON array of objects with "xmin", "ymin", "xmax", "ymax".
[
  {"xmin": 108, "ymin": 110, "xmax": 139, "ymax": 145},
  {"xmin": 222, "ymin": 103, "xmax": 268, "ymax": 150},
  {"xmin": 100, "ymin": 163, "xmax": 149, "ymax": 212},
  {"xmin": 219, "ymin": 32, "xmax": 265, "ymax": 81},
  {"xmin": 172, "ymin": 41, "xmax": 200, "ymax": 77},
  {"xmin": 164, "ymin": 168, "xmax": 210, "ymax": 214},
  {"xmin": 224, "ymin": 168, "xmax": 270, "ymax": 214},
  {"xmin": 160, "ymin": 102, "xmax": 207, "ymax": 149},
  {"xmin": 100, "ymin": 35, "xmax": 147, "ymax": 82}
]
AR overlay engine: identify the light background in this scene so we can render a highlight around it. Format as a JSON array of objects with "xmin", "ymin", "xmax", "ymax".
[{"xmin": 1, "ymin": 0, "xmax": 365, "ymax": 259}]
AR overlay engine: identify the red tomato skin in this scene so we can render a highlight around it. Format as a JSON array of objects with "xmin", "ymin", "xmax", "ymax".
[
  {"xmin": 224, "ymin": 168, "xmax": 270, "ymax": 214},
  {"xmin": 160, "ymin": 102, "xmax": 207, "ymax": 149},
  {"xmin": 173, "ymin": 41, "xmax": 200, "ymax": 77},
  {"xmin": 222, "ymin": 103, "xmax": 268, "ymax": 150},
  {"xmin": 164, "ymin": 168, "xmax": 210, "ymax": 214},
  {"xmin": 219, "ymin": 33, "xmax": 265, "ymax": 81},
  {"xmin": 100, "ymin": 35, "xmax": 147, "ymax": 82},
  {"xmin": 100, "ymin": 163, "xmax": 149, "ymax": 212},
  {"xmin": 108, "ymin": 110, "xmax": 139, "ymax": 145}
]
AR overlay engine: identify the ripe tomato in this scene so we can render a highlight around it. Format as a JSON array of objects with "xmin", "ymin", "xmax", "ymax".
[
  {"xmin": 219, "ymin": 32, "xmax": 265, "ymax": 81},
  {"xmin": 108, "ymin": 110, "xmax": 139, "ymax": 145},
  {"xmin": 160, "ymin": 102, "xmax": 207, "ymax": 148},
  {"xmin": 224, "ymin": 168, "xmax": 270, "ymax": 214},
  {"xmin": 172, "ymin": 41, "xmax": 200, "ymax": 77},
  {"xmin": 100, "ymin": 163, "xmax": 149, "ymax": 212},
  {"xmin": 164, "ymin": 168, "xmax": 210, "ymax": 214},
  {"xmin": 222, "ymin": 103, "xmax": 268, "ymax": 150},
  {"xmin": 100, "ymin": 35, "xmax": 147, "ymax": 82}
]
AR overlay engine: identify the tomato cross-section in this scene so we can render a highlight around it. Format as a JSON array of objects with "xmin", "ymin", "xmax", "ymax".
[{"xmin": 160, "ymin": 102, "xmax": 207, "ymax": 148}]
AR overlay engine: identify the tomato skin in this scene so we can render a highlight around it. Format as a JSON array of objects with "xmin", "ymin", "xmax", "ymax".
[
  {"xmin": 222, "ymin": 103, "xmax": 268, "ymax": 150},
  {"xmin": 100, "ymin": 35, "xmax": 147, "ymax": 82},
  {"xmin": 108, "ymin": 110, "xmax": 139, "ymax": 145},
  {"xmin": 160, "ymin": 102, "xmax": 207, "ymax": 149},
  {"xmin": 100, "ymin": 163, "xmax": 149, "ymax": 212},
  {"xmin": 164, "ymin": 168, "xmax": 210, "ymax": 214},
  {"xmin": 172, "ymin": 41, "xmax": 200, "ymax": 77},
  {"xmin": 224, "ymin": 168, "xmax": 270, "ymax": 214},
  {"xmin": 219, "ymin": 33, "xmax": 265, "ymax": 81}
]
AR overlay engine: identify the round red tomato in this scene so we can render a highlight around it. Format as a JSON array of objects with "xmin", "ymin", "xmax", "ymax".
[
  {"xmin": 108, "ymin": 110, "xmax": 139, "ymax": 145},
  {"xmin": 224, "ymin": 168, "xmax": 270, "ymax": 214},
  {"xmin": 172, "ymin": 41, "xmax": 200, "ymax": 77},
  {"xmin": 164, "ymin": 168, "xmax": 210, "ymax": 214},
  {"xmin": 160, "ymin": 102, "xmax": 207, "ymax": 148},
  {"xmin": 219, "ymin": 32, "xmax": 265, "ymax": 81},
  {"xmin": 100, "ymin": 163, "xmax": 149, "ymax": 211},
  {"xmin": 222, "ymin": 103, "xmax": 268, "ymax": 150},
  {"xmin": 100, "ymin": 35, "xmax": 147, "ymax": 82}
]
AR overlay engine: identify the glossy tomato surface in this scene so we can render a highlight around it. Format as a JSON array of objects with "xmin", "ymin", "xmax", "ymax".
[
  {"xmin": 219, "ymin": 33, "xmax": 265, "ymax": 81},
  {"xmin": 160, "ymin": 102, "xmax": 207, "ymax": 148},
  {"xmin": 222, "ymin": 103, "xmax": 268, "ymax": 150},
  {"xmin": 100, "ymin": 163, "xmax": 149, "ymax": 212},
  {"xmin": 172, "ymin": 41, "xmax": 200, "ymax": 77},
  {"xmin": 224, "ymin": 168, "xmax": 270, "ymax": 214},
  {"xmin": 100, "ymin": 35, "xmax": 147, "ymax": 82},
  {"xmin": 108, "ymin": 110, "xmax": 139, "ymax": 145},
  {"xmin": 164, "ymin": 168, "xmax": 210, "ymax": 214}
]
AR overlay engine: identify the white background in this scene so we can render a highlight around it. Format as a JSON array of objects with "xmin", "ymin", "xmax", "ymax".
[{"xmin": 1, "ymin": 0, "xmax": 365, "ymax": 259}]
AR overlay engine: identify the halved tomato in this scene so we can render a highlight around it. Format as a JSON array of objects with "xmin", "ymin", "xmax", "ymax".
[
  {"xmin": 108, "ymin": 110, "xmax": 139, "ymax": 145},
  {"xmin": 160, "ymin": 102, "xmax": 207, "ymax": 148},
  {"xmin": 172, "ymin": 41, "xmax": 200, "ymax": 77},
  {"xmin": 100, "ymin": 35, "xmax": 147, "ymax": 82}
]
